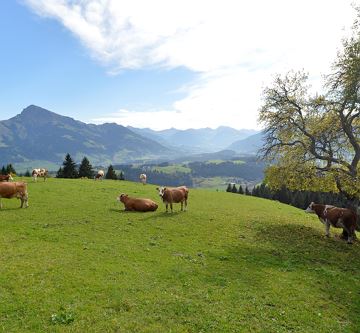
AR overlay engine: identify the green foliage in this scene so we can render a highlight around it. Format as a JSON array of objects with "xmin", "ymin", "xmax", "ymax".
[
  {"xmin": 226, "ymin": 183, "xmax": 232, "ymax": 192},
  {"xmin": 24, "ymin": 170, "xmax": 31, "ymax": 177},
  {"xmin": 118, "ymin": 171, "xmax": 125, "ymax": 180},
  {"xmin": 238, "ymin": 185, "xmax": 244, "ymax": 194},
  {"xmin": 259, "ymin": 8, "xmax": 360, "ymax": 201},
  {"xmin": 105, "ymin": 165, "xmax": 117, "ymax": 180},
  {"xmin": 60, "ymin": 153, "xmax": 78, "ymax": 179},
  {"xmin": 1, "ymin": 178, "xmax": 359, "ymax": 332},
  {"xmin": 78, "ymin": 157, "xmax": 94, "ymax": 178},
  {"xmin": 231, "ymin": 184, "xmax": 238, "ymax": 193},
  {"xmin": 1, "ymin": 164, "xmax": 16, "ymax": 175}
]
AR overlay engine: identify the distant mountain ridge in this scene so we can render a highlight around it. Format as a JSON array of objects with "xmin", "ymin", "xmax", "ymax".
[
  {"xmin": 227, "ymin": 132, "xmax": 264, "ymax": 154},
  {"xmin": 128, "ymin": 126, "xmax": 259, "ymax": 153},
  {"xmin": 0, "ymin": 105, "xmax": 174, "ymax": 167}
]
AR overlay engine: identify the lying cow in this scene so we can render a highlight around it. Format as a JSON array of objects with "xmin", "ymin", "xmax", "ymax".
[
  {"xmin": 0, "ymin": 174, "xmax": 13, "ymax": 182},
  {"xmin": 0, "ymin": 181, "xmax": 29, "ymax": 209},
  {"xmin": 139, "ymin": 173, "xmax": 147, "ymax": 185},
  {"xmin": 305, "ymin": 202, "xmax": 357, "ymax": 244},
  {"xmin": 32, "ymin": 168, "xmax": 48, "ymax": 182},
  {"xmin": 94, "ymin": 170, "xmax": 104, "ymax": 180},
  {"xmin": 117, "ymin": 193, "xmax": 158, "ymax": 212},
  {"xmin": 157, "ymin": 186, "xmax": 189, "ymax": 212}
]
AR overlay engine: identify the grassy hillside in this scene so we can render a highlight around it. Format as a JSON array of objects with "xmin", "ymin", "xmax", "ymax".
[{"xmin": 1, "ymin": 178, "xmax": 359, "ymax": 332}]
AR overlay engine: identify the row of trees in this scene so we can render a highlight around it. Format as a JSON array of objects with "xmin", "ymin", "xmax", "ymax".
[
  {"xmin": 227, "ymin": 182, "xmax": 352, "ymax": 210},
  {"xmin": 1, "ymin": 164, "xmax": 16, "ymax": 175},
  {"xmin": 56, "ymin": 154, "xmax": 125, "ymax": 180}
]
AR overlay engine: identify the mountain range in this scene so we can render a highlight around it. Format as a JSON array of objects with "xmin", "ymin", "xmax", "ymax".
[{"xmin": 0, "ymin": 105, "xmax": 263, "ymax": 169}]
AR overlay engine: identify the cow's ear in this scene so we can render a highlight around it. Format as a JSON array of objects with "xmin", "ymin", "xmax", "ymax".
[
  {"xmin": 156, "ymin": 187, "xmax": 159, "ymax": 191},
  {"xmin": 164, "ymin": 187, "xmax": 167, "ymax": 190}
]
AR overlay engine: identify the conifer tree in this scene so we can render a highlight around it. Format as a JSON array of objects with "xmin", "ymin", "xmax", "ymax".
[
  {"xmin": 78, "ymin": 157, "xmax": 94, "ymax": 178},
  {"xmin": 226, "ymin": 183, "xmax": 232, "ymax": 192},
  {"xmin": 6, "ymin": 164, "xmax": 16, "ymax": 174},
  {"xmin": 118, "ymin": 171, "xmax": 125, "ymax": 180},
  {"xmin": 245, "ymin": 186, "xmax": 251, "ymax": 195},
  {"xmin": 232, "ymin": 184, "xmax": 238, "ymax": 193},
  {"xmin": 61, "ymin": 153, "xmax": 78, "ymax": 178},
  {"xmin": 1, "ymin": 166, "xmax": 6, "ymax": 175},
  {"xmin": 24, "ymin": 170, "xmax": 31, "ymax": 177},
  {"xmin": 105, "ymin": 165, "xmax": 117, "ymax": 180},
  {"xmin": 238, "ymin": 185, "xmax": 244, "ymax": 194},
  {"xmin": 56, "ymin": 167, "xmax": 64, "ymax": 178}
]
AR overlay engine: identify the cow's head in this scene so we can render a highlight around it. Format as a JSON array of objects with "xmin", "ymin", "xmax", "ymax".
[
  {"xmin": 8, "ymin": 174, "xmax": 13, "ymax": 181},
  {"xmin": 117, "ymin": 193, "xmax": 128, "ymax": 203},
  {"xmin": 156, "ymin": 187, "xmax": 166, "ymax": 198},
  {"xmin": 305, "ymin": 202, "xmax": 315, "ymax": 213}
]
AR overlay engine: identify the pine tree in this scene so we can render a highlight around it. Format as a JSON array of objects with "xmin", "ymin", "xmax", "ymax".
[
  {"xmin": 232, "ymin": 184, "xmax": 238, "ymax": 193},
  {"xmin": 245, "ymin": 186, "xmax": 251, "ymax": 195},
  {"xmin": 238, "ymin": 185, "xmax": 244, "ymax": 194},
  {"xmin": 118, "ymin": 171, "xmax": 125, "ymax": 180},
  {"xmin": 78, "ymin": 157, "xmax": 94, "ymax": 178},
  {"xmin": 105, "ymin": 165, "xmax": 117, "ymax": 180},
  {"xmin": 24, "ymin": 170, "xmax": 31, "ymax": 177},
  {"xmin": 1, "ymin": 166, "xmax": 6, "ymax": 175},
  {"xmin": 61, "ymin": 153, "xmax": 78, "ymax": 178},
  {"xmin": 56, "ymin": 167, "xmax": 64, "ymax": 178},
  {"xmin": 226, "ymin": 184, "xmax": 232, "ymax": 192},
  {"xmin": 6, "ymin": 164, "xmax": 16, "ymax": 174}
]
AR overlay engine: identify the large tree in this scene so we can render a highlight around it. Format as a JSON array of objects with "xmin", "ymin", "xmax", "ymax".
[
  {"xmin": 78, "ymin": 157, "xmax": 94, "ymax": 178},
  {"xmin": 60, "ymin": 153, "xmax": 78, "ymax": 179},
  {"xmin": 259, "ymin": 9, "xmax": 360, "ymax": 214}
]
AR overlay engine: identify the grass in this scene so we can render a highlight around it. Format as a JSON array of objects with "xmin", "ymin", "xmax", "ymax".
[
  {"xmin": 151, "ymin": 165, "xmax": 192, "ymax": 174},
  {"xmin": 0, "ymin": 178, "xmax": 359, "ymax": 332}
]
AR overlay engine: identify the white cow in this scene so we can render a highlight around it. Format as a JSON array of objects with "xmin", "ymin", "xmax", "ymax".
[
  {"xmin": 94, "ymin": 170, "xmax": 104, "ymax": 180},
  {"xmin": 32, "ymin": 168, "xmax": 48, "ymax": 182},
  {"xmin": 139, "ymin": 173, "xmax": 147, "ymax": 185}
]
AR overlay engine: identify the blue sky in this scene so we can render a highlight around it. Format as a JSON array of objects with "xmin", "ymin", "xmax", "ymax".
[{"xmin": 0, "ymin": 0, "xmax": 355, "ymax": 129}]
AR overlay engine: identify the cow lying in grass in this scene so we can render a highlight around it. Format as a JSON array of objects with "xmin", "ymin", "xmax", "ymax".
[
  {"xmin": 305, "ymin": 202, "xmax": 357, "ymax": 244},
  {"xmin": 0, "ymin": 181, "xmax": 29, "ymax": 209},
  {"xmin": 157, "ymin": 186, "xmax": 189, "ymax": 212},
  {"xmin": 117, "ymin": 193, "xmax": 158, "ymax": 212},
  {"xmin": 0, "ymin": 174, "xmax": 13, "ymax": 182}
]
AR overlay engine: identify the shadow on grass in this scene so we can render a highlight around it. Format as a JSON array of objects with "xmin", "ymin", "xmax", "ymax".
[{"xmin": 202, "ymin": 222, "xmax": 360, "ymax": 330}]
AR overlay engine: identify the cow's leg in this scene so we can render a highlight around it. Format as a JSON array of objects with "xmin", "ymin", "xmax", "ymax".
[
  {"xmin": 165, "ymin": 203, "xmax": 168, "ymax": 212},
  {"xmin": 170, "ymin": 203, "xmax": 173, "ymax": 213},
  {"xmin": 184, "ymin": 199, "xmax": 187, "ymax": 211},
  {"xmin": 325, "ymin": 220, "xmax": 331, "ymax": 237},
  {"xmin": 181, "ymin": 201, "xmax": 183, "ymax": 211}
]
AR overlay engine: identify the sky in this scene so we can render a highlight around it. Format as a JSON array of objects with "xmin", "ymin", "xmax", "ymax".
[{"xmin": 0, "ymin": 0, "xmax": 356, "ymax": 130}]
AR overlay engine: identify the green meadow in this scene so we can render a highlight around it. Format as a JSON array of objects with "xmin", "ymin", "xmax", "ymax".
[{"xmin": 0, "ymin": 178, "xmax": 359, "ymax": 332}]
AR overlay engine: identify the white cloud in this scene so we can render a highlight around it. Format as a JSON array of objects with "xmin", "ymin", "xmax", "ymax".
[{"xmin": 24, "ymin": 0, "xmax": 356, "ymax": 129}]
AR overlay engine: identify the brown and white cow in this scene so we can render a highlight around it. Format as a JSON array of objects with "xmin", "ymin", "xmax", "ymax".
[
  {"xmin": 32, "ymin": 168, "xmax": 48, "ymax": 182},
  {"xmin": 0, "ymin": 181, "xmax": 29, "ymax": 209},
  {"xmin": 94, "ymin": 170, "xmax": 104, "ymax": 180},
  {"xmin": 0, "ymin": 174, "xmax": 13, "ymax": 182},
  {"xmin": 117, "ymin": 193, "xmax": 158, "ymax": 212},
  {"xmin": 139, "ymin": 173, "xmax": 147, "ymax": 185},
  {"xmin": 305, "ymin": 202, "xmax": 357, "ymax": 244},
  {"xmin": 156, "ymin": 186, "xmax": 189, "ymax": 212}
]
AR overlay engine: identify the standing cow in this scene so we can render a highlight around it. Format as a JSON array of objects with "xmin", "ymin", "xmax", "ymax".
[
  {"xmin": 157, "ymin": 186, "xmax": 189, "ymax": 212},
  {"xmin": 94, "ymin": 170, "xmax": 104, "ymax": 180},
  {"xmin": 139, "ymin": 173, "xmax": 147, "ymax": 185},
  {"xmin": 32, "ymin": 168, "xmax": 48, "ymax": 182},
  {"xmin": 0, "ymin": 181, "xmax": 29, "ymax": 209},
  {"xmin": 0, "ymin": 174, "xmax": 13, "ymax": 182},
  {"xmin": 305, "ymin": 202, "xmax": 357, "ymax": 244}
]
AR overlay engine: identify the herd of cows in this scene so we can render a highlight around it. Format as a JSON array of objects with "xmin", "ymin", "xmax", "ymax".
[{"xmin": 0, "ymin": 168, "xmax": 358, "ymax": 244}]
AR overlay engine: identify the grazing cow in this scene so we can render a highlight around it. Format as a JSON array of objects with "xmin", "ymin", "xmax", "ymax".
[
  {"xmin": 139, "ymin": 173, "xmax": 147, "ymax": 185},
  {"xmin": 117, "ymin": 193, "xmax": 158, "ymax": 212},
  {"xmin": 32, "ymin": 168, "xmax": 48, "ymax": 182},
  {"xmin": 305, "ymin": 202, "xmax": 357, "ymax": 244},
  {"xmin": 0, "ymin": 181, "xmax": 29, "ymax": 209},
  {"xmin": 94, "ymin": 170, "xmax": 104, "ymax": 180},
  {"xmin": 157, "ymin": 186, "xmax": 189, "ymax": 212},
  {"xmin": 0, "ymin": 174, "xmax": 13, "ymax": 182}
]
